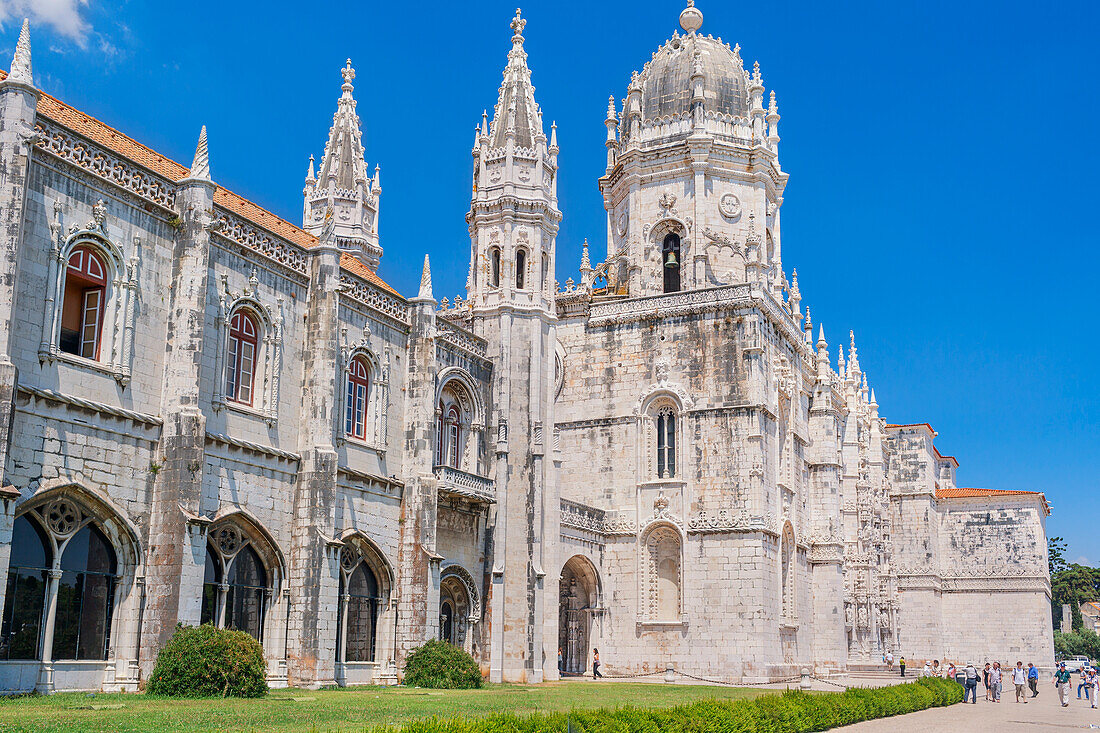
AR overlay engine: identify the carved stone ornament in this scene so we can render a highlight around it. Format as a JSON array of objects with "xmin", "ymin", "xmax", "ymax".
[
  {"xmin": 45, "ymin": 500, "xmax": 81, "ymax": 536},
  {"xmin": 659, "ymin": 192, "xmax": 677, "ymax": 213},
  {"xmin": 617, "ymin": 210, "xmax": 628, "ymax": 236},
  {"xmin": 719, "ymin": 193, "xmax": 742, "ymax": 219}
]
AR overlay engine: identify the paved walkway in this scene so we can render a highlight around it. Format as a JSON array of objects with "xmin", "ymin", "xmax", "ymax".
[{"xmin": 834, "ymin": 679, "xmax": 1100, "ymax": 732}]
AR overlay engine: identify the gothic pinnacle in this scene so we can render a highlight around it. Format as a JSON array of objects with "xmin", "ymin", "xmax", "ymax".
[
  {"xmin": 817, "ymin": 324, "xmax": 827, "ymax": 349},
  {"xmin": 6, "ymin": 18, "xmax": 32, "ymax": 87},
  {"xmin": 580, "ymin": 238, "xmax": 591, "ymax": 271},
  {"xmin": 418, "ymin": 254, "xmax": 433, "ymax": 300},
  {"xmin": 549, "ymin": 120, "xmax": 558, "ymax": 150},
  {"xmin": 188, "ymin": 125, "xmax": 211, "ymax": 181},
  {"xmin": 306, "ymin": 154, "xmax": 315, "ymax": 182}
]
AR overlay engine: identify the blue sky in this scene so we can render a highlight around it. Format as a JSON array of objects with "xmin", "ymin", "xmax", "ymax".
[{"xmin": 2, "ymin": 1, "xmax": 1097, "ymax": 562}]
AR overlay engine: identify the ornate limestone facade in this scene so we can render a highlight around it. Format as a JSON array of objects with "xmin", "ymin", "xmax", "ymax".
[{"xmin": 0, "ymin": 6, "xmax": 1051, "ymax": 694}]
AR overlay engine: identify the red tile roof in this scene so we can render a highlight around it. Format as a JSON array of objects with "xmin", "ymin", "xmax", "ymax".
[
  {"xmin": 4, "ymin": 69, "xmax": 400, "ymax": 296},
  {"xmin": 936, "ymin": 487, "xmax": 1050, "ymax": 515}
]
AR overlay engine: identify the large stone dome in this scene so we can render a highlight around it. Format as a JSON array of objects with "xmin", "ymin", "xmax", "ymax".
[{"xmin": 638, "ymin": 32, "xmax": 749, "ymax": 121}]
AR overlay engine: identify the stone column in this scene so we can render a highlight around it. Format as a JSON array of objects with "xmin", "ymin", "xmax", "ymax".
[
  {"xmin": 36, "ymin": 568, "xmax": 62, "ymax": 693},
  {"xmin": 140, "ymin": 140, "xmax": 215, "ymax": 672},
  {"xmin": 396, "ymin": 259, "xmax": 440, "ymax": 668},
  {"xmin": 0, "ymin": 30, "xmax": 39, "ymax": 493},
  {"xmin": 286, "ymin": 234, "xmax": 342, "ymax": 688}
]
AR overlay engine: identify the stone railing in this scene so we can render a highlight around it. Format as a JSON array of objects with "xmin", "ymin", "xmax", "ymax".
[
  {"xmin": 434, "ymin": 465, "xmax": 495, "ymax": 504},
  {"xmin": 436, "ymin": 319, "xmax": 488, "ymax": 359},
  {"xmin": 560, "ymin": 499, "xmax": 606, "ymax": 533}
]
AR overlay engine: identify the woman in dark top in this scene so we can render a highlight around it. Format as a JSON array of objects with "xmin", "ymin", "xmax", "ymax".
[{"xmin": 592, "ymin": 648, "xmax": 603, "ymax": 678}]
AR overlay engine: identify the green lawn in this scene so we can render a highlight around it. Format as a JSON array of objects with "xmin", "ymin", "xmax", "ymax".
[{"xmin": 0, "ymin": 682, "xmax": 769, "ymax": 733}]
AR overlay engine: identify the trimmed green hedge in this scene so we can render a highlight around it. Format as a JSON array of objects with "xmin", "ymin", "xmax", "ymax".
[
  {"xmin": 385, "ymin": 677, "xmax": 960, "ymax": 733},
  {"xmin": 147, "ymin": 623, "xmax": 268, "ymax": 698},
  {"xmin": 403, "ymin": 639, "xmax": 483, "ymax": 689}
]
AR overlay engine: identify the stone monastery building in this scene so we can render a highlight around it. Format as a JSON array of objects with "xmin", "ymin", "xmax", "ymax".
[{"xmin": 0, "ymin": 3, "xmax": 1053, "ymax": 693}]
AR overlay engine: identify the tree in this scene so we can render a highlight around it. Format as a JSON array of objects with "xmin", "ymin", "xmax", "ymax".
[
  {"xmin": 1051, "ymin": 563, "xmax": 1100, "ymax": 631},
  {"xmin": 1050, "ymin": 536, "xmax": 1069, "ymax": 575}
]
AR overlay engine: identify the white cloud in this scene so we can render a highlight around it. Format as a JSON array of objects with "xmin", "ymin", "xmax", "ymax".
[{"xmin": 0, "ymin": 0, "xmax": 92, "ymax": 47}]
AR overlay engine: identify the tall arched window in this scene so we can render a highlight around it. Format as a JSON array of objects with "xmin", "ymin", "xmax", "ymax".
[
  {"xmin": 59, "ymin": 245, "xmax": 108, "ymax": 360},
  {"xmin": 0, "ymin": 516, "xmax": 51, "ymax": 660},
  {"xmin": 662, "ymin": 233, "xmax": 681, "ymax": 293},
  {"xmin": 446, "ymin": 406, "xmax": 461, "ymax": 469},
  {"xmin": 490, "ymin": 248, "xmax": 501, "ymax": 288},
  {"xmin": 226, "ymin": 310, "xmax": 259, "ymax": 406},
  {"xmin": 781, "ymin": 524, "xmax": 795, "ymax": 620},
  {"xmin": 225, "ymin": 545, "xmax": 267, "ymax": 641},
  {"xmin": 541, "ymin": 252, "xmax": 549, "ymax": 292},
  {"xmin": 345, "ymin": 356, "xmax": 371, "ymax": 440},
  {"xmin": 435, "ymin": 401, "xmax": 446, "ymax": 465},
  {"xmin": 336, "ymin": 546, "xmax": 383, "ymax": 664},
  {"xmin": 203, "ymin": 523, "xmax": 274, "ymax": 643},
  {"xmin": 656, "ymin": 407, "xmax": 676, "ymax": 479},
  {"xmin": 53, "ymin": 524, "xmax": 118, "ymax": 660},
  {"xmin": 643, "ymin": 526, "xmax": 681, "ymax": 622},
  {"xmin": 515, "ymin": 249, "xmax": 527, "ymax": 290}
]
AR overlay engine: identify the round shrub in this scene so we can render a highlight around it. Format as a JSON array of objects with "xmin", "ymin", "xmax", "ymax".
[
  {"xmin": 402, "ymin": 639, "xmax": 482, "ymax": 688},
  {"xmin": 147, "ymin": 623, "xmax": 268, "ymax": 698}
]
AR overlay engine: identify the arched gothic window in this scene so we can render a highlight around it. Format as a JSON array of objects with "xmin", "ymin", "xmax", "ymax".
[
  {"xmin": 336, "ymin": 546, "xmax": 383, "ymax": 663},
  {"xmin": 0, "ymin": 516, "xmax": 51, "ymax": 660},
  {"xmin": 201, "ymin": 524, "xmax": 272, "ymax": 642},
  {"xmin": 345, "ymin": 356, "xmax": 371, "ymax": 440},
  {"xmin": 0, "ymin": 501, "xmax": 121, "ymax": 662},
  {"xmin": 656, "ymin": 407, "xmax": 676, "ymax": 479},
  {"xmin": 643, "ymin": 526, "xmax": 681, "ymax": 621},
  {"xmin": 226, "ymin": 310, "xmax": 259, "ymax": 406},
  {"xmin": 781, "ymin": 524, "xmax": 795, "ymax": 620},
  {"xmin": 541, "ymin": 252, "xmax": 550, "ymax": 292},
  {"xmin": 662, "ymin": 233, "xmax": 681, "ymax": 294},
  {"xmin": 515, "ymin": 249, "xmax": 527, "ymax": 290},
  {"xmin": 490, "ymin": 248, "xmax": 501, "ymax": 288},
  {"xmin": 435, "ymin": 401, "xmax": 446, "ymax": 465},
  {"xmin": 446, "ymin": 406, "xmax": 461, "ymax": 469},
  {"xmin": 59, "ymin": 245, "xmax": 108, "ymax": 360}
]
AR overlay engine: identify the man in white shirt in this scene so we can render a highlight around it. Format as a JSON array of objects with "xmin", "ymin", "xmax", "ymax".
[
  {"xmin": 1013, "ymin": 661, "xmax": 1029, "ymax": 703},
  {"xmin": 991, "ymin": 662, "xmax": 1003, "ymax": 702}
]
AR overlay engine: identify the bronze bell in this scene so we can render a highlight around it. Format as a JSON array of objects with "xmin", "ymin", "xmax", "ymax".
[{"xmin": 665, "ymin": 250, "xmax": 679, "ymax": 268}]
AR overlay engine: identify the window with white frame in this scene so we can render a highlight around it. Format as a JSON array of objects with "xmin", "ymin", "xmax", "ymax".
[
  {"xmin": 345, "ymin": 356, "xmax": 371, "ymax": 440},
  {"xmin": 655, "ymin": 407, "xmax": 677, "ymax": 479},
  {"xmin": 59, "ymin": 245, "xmax": 108, "ymax": 360},
  {"xmin": 225, "ymin": 309, "xmax": 259, "ymax": 406}
]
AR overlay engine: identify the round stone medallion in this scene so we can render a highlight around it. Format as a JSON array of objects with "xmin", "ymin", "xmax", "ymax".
[{"xmin": 719, "ymin": 193, "xmax": 742, "ymax": 219}]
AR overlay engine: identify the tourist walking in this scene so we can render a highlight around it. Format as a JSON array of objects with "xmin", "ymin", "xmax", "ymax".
[
  {"xmin": 1078, "ymin": 666, "xmax": 1091, "ymax": 700},
  {"xmin": 1089, "ymin": 667, "xmax": 1099, "ymax": 709},
  {"xmin": 899, "ymin": 656, "xmax": 906, "ymax": 677},
  {"xmin": 592, "ymin": 648, "xmax": 602, "ymax": 679},
  {"xmin": 990, "ymin": 661, "xmax": 1002, "ymax": 702},
  {"xmin": 558, "ymin": 647, "xmax": 564, "ymax": 675},
  {"xmin": 1054, "ymin": 662, "xmax": 1072, "ymax": 707},
  {"xmin": 1027, "ymin": 662, "xmax": 1038, "ymax": 697},
  {"xmin": 886, "ymin": 651, "xmax": 894, "ymax": 669},
  {"xmin": 984, "ymin": 663, "xmax": 993, "ymax": 701},
  {"xmin": 1013, "ymin": 661, "xmax": 1029, "ymax": 703},
  {"xmin": 963, "ymin": 662, "xmax": 979, "ymax": 704}
]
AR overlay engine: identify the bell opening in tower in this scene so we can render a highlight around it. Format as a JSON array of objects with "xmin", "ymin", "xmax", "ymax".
[{"xmin": 662, "ymin": 233, "xmax": 681, "ymax": 293}]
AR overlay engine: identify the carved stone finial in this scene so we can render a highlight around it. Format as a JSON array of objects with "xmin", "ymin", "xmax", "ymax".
[
  {"xmin": 91, "ymin": 199, "xmax": 107, "ymax": 230},
  {"xmin": 510, "ymin": 8, "xmax": 526, "ymax": 39},
  {"xmin": 342, "ymin": 59, "xmax": 356, "ymax": 88},
  {"xmin": 188, "ymin": 125, "xmax": 211, "ymax": 181},
  {"xmin": 418, "ymin": 254, "xmax": 433, "ymax": 300},
  {"xmin": 6, "ymin": 18, "xmax": 33, "ymax": 87}
]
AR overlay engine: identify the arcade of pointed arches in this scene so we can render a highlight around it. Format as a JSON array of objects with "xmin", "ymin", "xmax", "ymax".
[{"xmin": 558, "ymin": 554, "xmax": 601, "ymax": 676}]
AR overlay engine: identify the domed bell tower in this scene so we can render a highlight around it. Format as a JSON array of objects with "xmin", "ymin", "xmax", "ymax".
[{"xmin": 599, "ymin": 1, "xmax": 789, "ymax": 297}]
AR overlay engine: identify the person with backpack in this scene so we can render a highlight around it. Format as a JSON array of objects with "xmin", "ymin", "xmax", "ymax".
[
  {"xmin": 1013, "ymin": 661, "xmax": 1029, "ymax": 703},
  {"xmin": 963, "ymin": 662, "xmax": 979, "ymax": 704}
]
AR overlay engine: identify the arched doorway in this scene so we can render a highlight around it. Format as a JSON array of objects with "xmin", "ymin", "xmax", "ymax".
[
  {"xmin": 439, "ymin": 566, "xmax": 478, "ymax": 654},
  {"xmin": 558, "ymin": 555, "xmax": 600, "ymax": 676}
]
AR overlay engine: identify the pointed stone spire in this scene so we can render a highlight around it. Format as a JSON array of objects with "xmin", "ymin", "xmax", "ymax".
[
  {"xmin": 580, "ymin": 238, "xmax": 591, "ymax": 271},
  {"xmin": 305, "ymin": 154, "xmax": 316, "ymax": 183},
  {"xmin": 187, "ymin": 126, "xmax": 211, "ymax": 181},
  {"xmin": 481, "ymin": 110, "xmax": 489, "ymax": 137},
  {"xmin": 817, "ymin": 324, "xmax": 827, "ymax": 350},
  {"xmin": 848, "ymin": 329, "xmax": 860, "ymax": 376},
  {"xmin": 549, "ymin": 121, "xmax": 558, "ymax": 152},
  {"xmin": 488, "ymin": 8, "xmax": 544, "ymax": 149},
  {"xmin": 372, "ymin": 164, "xmax": 381, "ymax": 192},
  {"xmin": 418, "ymin": 254, "xmax": 433, "ymax": 300},
  {"xmin": 6, "ymin": 19, "xmax": 33, "ymax": 87},
  {"xmin": 838, "ymin": 344, "xmax": 846, "ymax": 377}
]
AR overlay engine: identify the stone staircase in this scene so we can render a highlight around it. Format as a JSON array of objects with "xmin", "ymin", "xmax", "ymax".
[{"xmin": 847, "ymin": 663, "xmax": 905, "ymax": 680}]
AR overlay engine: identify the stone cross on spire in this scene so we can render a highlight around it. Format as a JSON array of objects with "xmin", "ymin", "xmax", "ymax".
[{"xmin": 511, "ymin": 8, "xmax": 526, "ymax": 39}]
